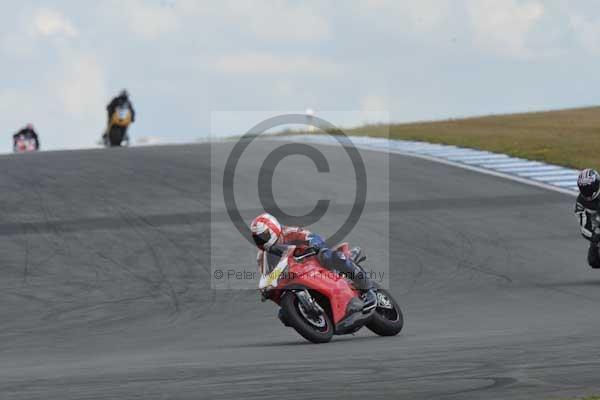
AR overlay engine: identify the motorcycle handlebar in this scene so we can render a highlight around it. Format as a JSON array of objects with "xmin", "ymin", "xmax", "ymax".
[{"xmin": 294, "ymin": 247, "xmax": 318, "ymax": 261}]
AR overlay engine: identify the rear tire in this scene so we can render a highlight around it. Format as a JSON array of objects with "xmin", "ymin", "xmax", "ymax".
[
  {"xmin": 280, "ymin": 292, "xmax": 333, "ymax": 344},
  {"xmin": 365, "ymin": 289, "xmax": 404, "ymax": 336}
]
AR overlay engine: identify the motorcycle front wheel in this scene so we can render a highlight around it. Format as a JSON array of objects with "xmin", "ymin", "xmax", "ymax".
[
  {"xmin": 365, "ymin": 288, "xmax": 404, "ymax": 336},
  {"xmin": 280, "ymin": 291, "xmax": 333, "ymax": 344},
  {"xmin": 109, "ymin": 126, "xmax": 126, "ymax": 147}
]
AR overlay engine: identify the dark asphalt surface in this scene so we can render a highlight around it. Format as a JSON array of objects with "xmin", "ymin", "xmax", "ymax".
[{"xmin": 1, "ymin": 141, "xmax": 599, "ymax": 399}]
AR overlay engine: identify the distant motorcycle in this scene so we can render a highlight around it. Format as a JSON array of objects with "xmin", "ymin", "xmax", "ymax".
[
  {"xmin": 13, "ymin": 134, "xmax": 38, "ymax": 153},
  {"xmin": 259, "ymin": 243, "xmax": 403, "ymax": 343},
  {"xmin": 103, "ymin": 106, "xmax": 132, "ymax": 147}
]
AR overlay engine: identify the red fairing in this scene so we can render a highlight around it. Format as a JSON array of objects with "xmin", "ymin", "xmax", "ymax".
[
  {"xmin": 272, "ymin": 243, "xmax": 359, "ymax": 324},
  {"xmin": 261, "ymin": 240, "xmax": 403, "ymax": 342}
]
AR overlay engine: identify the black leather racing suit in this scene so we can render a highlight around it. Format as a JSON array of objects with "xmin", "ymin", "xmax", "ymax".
[{"xmin": 575, "ymin": 194, "xmax": 600, "ymax": 268}]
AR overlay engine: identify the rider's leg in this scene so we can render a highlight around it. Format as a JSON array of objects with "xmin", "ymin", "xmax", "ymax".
[
  {"xmin": 318, "ymin": 248, "xmax": 371, "ymax": 288},
  {"xmin": 587, "ymin": 242, "xmax": 600, "ymax": 269},
  {"xmin": 318, "ymin": 248, "xmax": 377, "ymax": 310}
]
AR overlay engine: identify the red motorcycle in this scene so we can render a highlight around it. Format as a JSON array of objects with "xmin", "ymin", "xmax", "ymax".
[{"xmin": 259, "ymin": 243, "xmax": 403, "ymax": 343}]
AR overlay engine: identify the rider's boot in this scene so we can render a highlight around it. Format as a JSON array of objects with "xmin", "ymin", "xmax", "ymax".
[
  {"xmin": 355, "ymin": 265, "xmax": 377, "ymax": 312},
  {"xmin": 361, "ymin": 287, "xmax": 377, "ymax": 312}
]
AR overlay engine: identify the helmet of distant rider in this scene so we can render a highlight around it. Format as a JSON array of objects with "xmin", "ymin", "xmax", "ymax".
[
  {"xmin": 578, "ymin": 169, "xmax": 600, "ymax": 201},
  {"xmin": 26, "ymin": 123, "xmax": 34, "ymax": 130},
  {"xmin": 119, "ymin": 89, "xmax": 129, "ymax": 98},
  {"xmin": 250, "ymin": 213, "xmax": 281, "ymax": 250}
]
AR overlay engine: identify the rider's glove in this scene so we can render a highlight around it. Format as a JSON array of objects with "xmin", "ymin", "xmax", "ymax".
[{"xmin": 307, "ymin": 234, "xmax": 326, "ymax": 252}]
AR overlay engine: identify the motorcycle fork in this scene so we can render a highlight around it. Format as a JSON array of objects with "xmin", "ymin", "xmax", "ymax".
[{"xmin": 295, "ymin": 289, "xmax": 324, "ymax": 318}]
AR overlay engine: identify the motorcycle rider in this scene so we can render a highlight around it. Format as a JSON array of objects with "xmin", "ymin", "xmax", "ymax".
[
  {"xmin": 575, "ymin": 168, "xmax": 600, "ymax": 268},
  {"xmin": 12, "ymin": 124, "xmax": 39, "ymax": 150},
  {"xmin": 251, "ymin": 213, "xmax": 377, "ymax": 310},
  {"xmin": 103, "ymin": 90, "xmax": 135, "ymax": 143},
  {"xmin": 106, "ymin": 89, "xmax": 135, "ymax": 124}
]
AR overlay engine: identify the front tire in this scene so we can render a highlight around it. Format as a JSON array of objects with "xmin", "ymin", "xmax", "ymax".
[
  {"xmin": 365, "ymin": 289, "xmax": 404, "ymax": 336},
  {"xmin": 109, "ymin": 126, "xmax": 125, "ymax": 147},
  {"xmin": 280, "ymin": 292, "xmax": 333, "ymax": 343}
]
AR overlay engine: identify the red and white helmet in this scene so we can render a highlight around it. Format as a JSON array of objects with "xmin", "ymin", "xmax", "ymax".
[{"xmin": 250, "ymin": 213, "xmax": 281, "ymax": 250}]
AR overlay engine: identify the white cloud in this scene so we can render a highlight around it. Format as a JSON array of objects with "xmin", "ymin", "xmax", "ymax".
[
  {"xmin": 178, "ymin": 0, "xmax": 330, "ymax": 41},
  {"xmin": 102, "ymin": 0, "xmax": 179, "ymax": 39},
  {"xmin": 361, "ymin": 94, "xmax": 388, "ymax": 111},
  {"xmin": 123, "ymin": 0, "xmax": 180, "ymax": 39},
  {"xmin": 214, "ymin": 52, "xmax": 338, "ymax": 75},
  {"xmin": 274, "ymin": 81, "xmax": 295, "ymax": 97},
  {"xmin": 569, "ymin": 14, "xmax": 600, "ymax": 54},
  {"xmin": 0, "ymin": 88, "xmax": 34, "ymax": 120},
  {"xmin": 30, "ymin": 8, "xmax": 78, "ymax": 38},
  {"xmin": 0, "ymin": 33, "xmax": 36, "ymax": 59},
  {"xmin": 362, "ymin": 0, "xmax": 451, "ymax": 33},
  {"xmin": 239, "ymin": 1, "xmax": 330, "ymax": 41},
  {"xmin": 54, "ymin": 54, "xmax": 107, "ymax": 119},
  {"xmin": 467, "ymin": 0, "xmax": 544, "ymax": 57},
  {"xmin": 107, "ymin": 0, "xmax": 329, "ymax": 42}
]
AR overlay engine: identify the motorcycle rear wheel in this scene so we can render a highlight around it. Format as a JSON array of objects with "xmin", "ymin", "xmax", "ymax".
[
  {"xmin": 365, "ymin": 288, "xmax": 404, "ymax": 336},
  {"xmin": 280, "ymin": 292, "xmax": 333, "ymax": 344}
]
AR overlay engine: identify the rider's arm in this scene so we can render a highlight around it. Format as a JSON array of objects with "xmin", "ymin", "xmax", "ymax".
[
  {"xmin": 575, "ymin": 201, "xmax": 594, "ymax": 240},
  {"xmin": 306, "ymin": 233, "xmax": 326, "ymax": 251},
  {"xmin": 107, "ymin": 98, "xmax": 117, "ymax": 113},
  {"xmin": 282, "ymin": 227, "xmax": 325, "ymax": 250},
  {"xmin": 257, "ymin": 251, "xmax": 265, "ymax": 274}
]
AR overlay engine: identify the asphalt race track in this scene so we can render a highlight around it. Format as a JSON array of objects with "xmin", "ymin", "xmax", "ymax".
[{"xmin": 1, "ymin": 141, "xmax": 600, "ymax": 400}]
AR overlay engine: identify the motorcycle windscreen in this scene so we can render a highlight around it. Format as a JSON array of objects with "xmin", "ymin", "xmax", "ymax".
[
  {"xmin": 117, "ymin": 107, "xmax": 130, "ymax": 119},
  {"xmin": 258, "ymin": 245, "xmax": 295, "ymax": 289}
]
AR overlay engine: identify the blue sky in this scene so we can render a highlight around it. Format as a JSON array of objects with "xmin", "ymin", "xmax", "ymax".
[{"xmin": 1, "ymin": 0, "xmax": 600, "ymax": 152}]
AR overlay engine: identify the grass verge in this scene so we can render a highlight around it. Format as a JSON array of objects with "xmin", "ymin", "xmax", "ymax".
[
  {"xmin": 562, "ymin": 397, "xmax": 600, "ymax": 400},
  {"xmin": 340, "ymin": 106, "xmax": 600, "ymax": 171}
]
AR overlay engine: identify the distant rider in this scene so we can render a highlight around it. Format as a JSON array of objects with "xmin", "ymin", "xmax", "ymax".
[
  {"xmin": 250, "ymin": 213, "xmax": 377, "ymax": 310},
  {"xmin": 106, "ymin": 89, "xmax": 135, "ymax": 125},
  {"xmin": 13, "ymin": 124, "xmax": 39, "ymax": 150},
  {"xmin": 575, "ymin": 168, "xmax": 600, "ymax": 268}
]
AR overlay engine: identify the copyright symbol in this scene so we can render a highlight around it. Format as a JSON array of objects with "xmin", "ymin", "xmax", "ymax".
[
  {"xmin": 213, "ymin": 269, "xmax": 224, "ymax": 279},
  {"xmin": 222, "ymin": 113, "xmax": 367, "ymax": 246}
]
